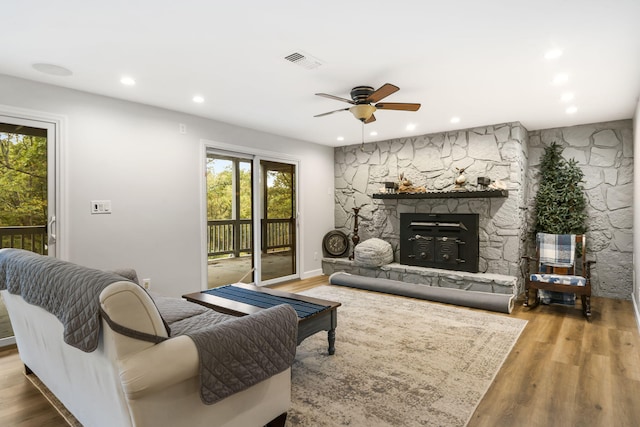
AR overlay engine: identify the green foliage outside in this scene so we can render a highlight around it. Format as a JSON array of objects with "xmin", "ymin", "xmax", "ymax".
[
  {"xmin": 533, "ymin": 142, "xmax": 587, "ymax": 234},
  {"xmin": 266, "ymin": 170, "xmax": 293, "ymax": 219},
  {"xmin": 206, "ymin": 159, "xmax": 252, "ymax": 220},
  {"xmin": 0, "ymin": 132, "xmax": 47, "ymax": 226},
  {"xmin": 206, "ymin": 158, "xmax": 294, "ymax": 220}
]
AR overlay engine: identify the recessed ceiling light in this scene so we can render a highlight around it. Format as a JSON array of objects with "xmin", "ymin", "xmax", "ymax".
[
  {"xmin": 552, "ymin": 73, "xmax": 569, "ymax": 85},
  {"xmin": 120, "ymin": 76, "xmax": 136, "ymax": 86},
  {"xmin": 369, "ymin": 131, "xmax": 378, "ymax": 136},
  {"xmin": 336, "ymin": 136, "xmax": 344, "ymax": 141},
  {"xmin": 560, "ymin": 92, "xmax": 575, "ymax": 102},
  {"xmin": 566, "ymin": 105, "xmax": 578, "ymax": 114},
  {"xmin": 544, "ymin": 49, "xmax": 563, "ymax": 60},
  {"xmin": 193, "ymin": 95, "xmax": 205, "ymax": 103},
  {"xmin": 450, "ymin": 117, "xmax": 461, "ymax": 124},
  {"xmin": 406, "ymin": 123, "xmax": 416, "ymax": 131},
  {"xmin": 32, "ymin": 63, "xmax": 73, "ymax": 76}
]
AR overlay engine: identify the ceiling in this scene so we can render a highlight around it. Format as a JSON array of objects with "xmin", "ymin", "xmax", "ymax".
[{"xmin": 3, "ymin": 1, "xmax": 639, "ymax": 147}]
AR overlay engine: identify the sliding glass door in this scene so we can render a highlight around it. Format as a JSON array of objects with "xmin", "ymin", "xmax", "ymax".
[
  {"xmin": 204, "ymin": 147, "xmax": 298, "ymax": 288},
  {"xmin": 205, "ymin": 152, "xmax": 254, "ymax": 287},
  {"xmin": 0, "ymin": 116, "xmax": 57, "ymax": 347},
  {"xmin": 260, "ymin": 160, "xmax": 296, "ymax": 282}
]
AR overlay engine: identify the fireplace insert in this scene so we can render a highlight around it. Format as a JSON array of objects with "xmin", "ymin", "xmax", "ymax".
[{"xmin": 400, "ymin": 213, "xmax": 479, "ymax": 273}]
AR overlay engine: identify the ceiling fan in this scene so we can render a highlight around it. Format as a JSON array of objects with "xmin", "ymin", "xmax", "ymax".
[{"xmin": 314, "ymin": 83, "xmax": 421, "ymax": 124}]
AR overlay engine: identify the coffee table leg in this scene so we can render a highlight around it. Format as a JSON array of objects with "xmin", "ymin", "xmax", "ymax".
[{"xmin": 328, "ymin": 329, "xmax": 336, "ymax": 355}]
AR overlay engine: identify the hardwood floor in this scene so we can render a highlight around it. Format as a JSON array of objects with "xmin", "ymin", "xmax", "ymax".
[{"xmin": 1, "ymin": 275, "xmax": 638, "ymax": 426}]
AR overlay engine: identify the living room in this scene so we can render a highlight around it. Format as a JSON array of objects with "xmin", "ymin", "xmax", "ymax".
[{"xmin": 1, "ymin": 1, "xmax": 640, "ymax": 426}]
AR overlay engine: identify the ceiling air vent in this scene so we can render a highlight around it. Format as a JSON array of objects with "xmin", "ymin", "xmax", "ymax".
[{"xmin": 284, "ymin": 51, "xmax": 323, "ymax": 70}]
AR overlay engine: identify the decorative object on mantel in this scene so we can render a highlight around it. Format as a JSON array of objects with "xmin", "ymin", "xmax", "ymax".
[
  {"xmin": 453, "ymin": 167, "xmax": 467, "ymax": 190},
  {"xmin": 372, "ymin": 189, "xmax": 508, "ymax": 199},
  {"xmin": 397, "ymin": 172, "xmax": 426, "ymax": 193},
  {"xmin": 379, "ymin": 181, "xmax": 398, "ymax": 194},
  {"xmin": 477, "ymin": 176, "xmax": 491, "ymax": 189},
  {"xmin": 488, "ymin": 179, "xmax": 507, "ymax": 190},
  {"xmin": 348, "ymin": 206, "xmax": 361, "ymax": 260}
]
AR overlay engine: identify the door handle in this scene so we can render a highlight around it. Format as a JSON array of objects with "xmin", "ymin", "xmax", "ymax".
[{"xmin": 48, "ymin": 216, "xmax": 57, "ymax": 243}]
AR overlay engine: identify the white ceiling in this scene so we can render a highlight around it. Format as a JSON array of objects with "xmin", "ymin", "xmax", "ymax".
[{"xmin": 3, "ymin": 1, "xmax": 639, "ymax": 147}]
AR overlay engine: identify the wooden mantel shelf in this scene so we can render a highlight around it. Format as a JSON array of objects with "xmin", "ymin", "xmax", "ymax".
[{"xmin": 371, "ymin": 189, "xmax": 509, "ymax": 199}]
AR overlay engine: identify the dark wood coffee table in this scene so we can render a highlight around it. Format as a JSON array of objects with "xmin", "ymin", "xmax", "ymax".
[{"xmin": 182, "ymin": 283, "xmax": 341, "ymax": 355}]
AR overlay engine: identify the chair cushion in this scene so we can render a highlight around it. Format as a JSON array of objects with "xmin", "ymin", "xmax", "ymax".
[{"xmin": 530, "ymin": 273, "xmax": 586, "ymax": 286}]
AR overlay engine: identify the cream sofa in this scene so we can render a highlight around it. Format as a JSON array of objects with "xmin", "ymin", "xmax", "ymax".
[{"xmin": 0, "ymin": 249, "xmax": 297, "ymax": 427}]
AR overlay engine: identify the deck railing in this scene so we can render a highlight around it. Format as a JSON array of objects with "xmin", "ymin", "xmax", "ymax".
[
  {"xmin": 207, "ymin": 218, "xmax": 295, "ymax": 257},
  {"xmin": 207, "ymin": 220, "xmax": 252, "ymax": 257},
  {"xmin": 263, "ymin": 218, "xmax": 295, "ymax": 252},
  {"xmin": 0, "ymin": 225, "xmax": 48, "ymax": 255}
]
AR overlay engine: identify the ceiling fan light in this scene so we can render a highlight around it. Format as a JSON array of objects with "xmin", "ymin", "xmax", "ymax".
[{"xmin": 349, "ymin": 104, "xmax": 377, "ymax": 121}]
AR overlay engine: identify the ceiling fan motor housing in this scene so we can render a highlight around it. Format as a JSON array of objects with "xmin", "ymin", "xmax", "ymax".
[{"xmin": 350, "ymin": 86, "xmax": 374, "ymax": 103}]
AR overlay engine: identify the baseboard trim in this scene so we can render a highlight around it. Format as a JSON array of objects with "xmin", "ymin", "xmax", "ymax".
[
  {"xmin": 301, "ymin": 269, "xmax": 323, "ymax": 279},
  {"xmin": 0, "ymin": 336, "xmax": 16, "ymax": 348},
  {"xmin": 633, "ymin": 296, "xmax": 640, "ymax": 334}
]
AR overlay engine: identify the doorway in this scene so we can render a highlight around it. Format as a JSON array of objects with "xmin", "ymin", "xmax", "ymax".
[
  {"xmin": 203, "ymin": 145, "xmax": 299, "ymax": 288},
  {"xmin": 0, "ymin": 116, "xmax": 57, "ymax": 346}
]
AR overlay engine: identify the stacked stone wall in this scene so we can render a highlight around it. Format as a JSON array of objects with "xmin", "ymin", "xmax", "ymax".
[
  {"xmin": 333, "ymin": 118, "xmax": 634, "ymax": 300},
  {"xmin": 527, "ymin": 119, "xmax": 633, "ymax": 299},
  {"xmin": 334, "ymin": 122, "xmax": 528, "ymax": 283}
]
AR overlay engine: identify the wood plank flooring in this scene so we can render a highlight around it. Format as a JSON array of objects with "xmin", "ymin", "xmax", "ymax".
[{"xmin": 0, "ymin": 275, "xmax": 638, "ymax": 426}]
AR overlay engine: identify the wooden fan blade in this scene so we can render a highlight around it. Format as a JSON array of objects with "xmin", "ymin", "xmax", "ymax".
[
  {"xmin": 315, "ymin": 93, "xmax": 355, "ymax": 104},
  {"xmin": 364, "ymin": 114, "xmax": 376, "ymax": 124},
  {"xmin": 375, "ymin": 102, "xmax": 421, "ymax": 111},
  {"xmin": 367, "ymin": 83, "xmax": 400, "ymax": 103},
  {"xmin": 314, "ymin": 107, "xmax": 350, "ymax": 118}
]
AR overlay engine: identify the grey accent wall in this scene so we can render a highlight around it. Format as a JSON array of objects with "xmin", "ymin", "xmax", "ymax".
[
  {"xmin": 334, "ymin": 119, "xmax": 634, "ymax": 300},
  {"xmin": 527, "ymin": 120, "xmax": 633, "ymax": 299},
  {"xmin": 334, "ymin": 122, "xmax": 528, "ymax": 285}
]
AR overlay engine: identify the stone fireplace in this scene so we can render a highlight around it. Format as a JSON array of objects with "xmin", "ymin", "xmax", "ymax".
[
  {"xmin": 400, "ymin": 213, "xmax": 479, "ymax": 273},
  {"xmin": 326, "ymin": 119, "xmax": 634, "ymax": 300}
]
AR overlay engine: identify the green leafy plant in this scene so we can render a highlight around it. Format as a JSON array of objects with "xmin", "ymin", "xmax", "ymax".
[{"xmin": 534, "ymin": 142, "xmax": 587, "ymax": 234}]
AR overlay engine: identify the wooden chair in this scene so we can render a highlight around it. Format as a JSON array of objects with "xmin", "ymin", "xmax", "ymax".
[{"xmin": 522, "ymin": 233, "xmax": 595, "ymax": 320}]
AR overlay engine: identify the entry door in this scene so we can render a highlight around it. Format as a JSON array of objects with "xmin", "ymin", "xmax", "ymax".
[
  {"xmin": 0, "ymin": 116, "xmax": 57, "ymax": 346},
  {"xmin": 260, "ymin": 160, "xmax": 296, "ymax": 283}
]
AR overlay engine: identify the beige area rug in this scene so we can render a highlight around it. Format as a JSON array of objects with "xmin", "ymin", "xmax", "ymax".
[
  {"xmin": 22, "ymin": 285, "xmax": 526, "ymax": 427},
  {"xmin": 287, "ymin": 285, "xmax": 527, "ymax": 427}
]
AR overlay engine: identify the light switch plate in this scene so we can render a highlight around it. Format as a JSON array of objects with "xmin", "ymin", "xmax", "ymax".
[{"xmin": 91, "ymin": 200, "xmax": 112, "ymax": 214}]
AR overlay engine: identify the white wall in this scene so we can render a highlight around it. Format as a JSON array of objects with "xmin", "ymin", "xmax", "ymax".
[
  {"xmin": 634, "ymin": 96, "xmax": 640, "ymax": 329},
  {"xmin": 0, "ymin": 74, "xmax": 335, "ymax": 297}
]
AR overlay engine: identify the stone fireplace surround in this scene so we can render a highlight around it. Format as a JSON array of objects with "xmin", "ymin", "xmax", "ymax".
[{"xmin": 324, "ymin": 120, "xmax": 634, "ymax": 300}]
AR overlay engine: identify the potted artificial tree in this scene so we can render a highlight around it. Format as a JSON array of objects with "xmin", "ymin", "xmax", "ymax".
[
  {"xmin": 530, "ymin": 141, "xmax": 588, "ymax": 306},
  {"xmin": 534, "ymin": 142, "xmax": 587, "ymax": 234}
]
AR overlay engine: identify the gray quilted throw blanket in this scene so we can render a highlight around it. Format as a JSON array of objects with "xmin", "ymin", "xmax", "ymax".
[
  {"xmin": 184, "ymin": 304, "xmax": 298, "ymax": 405},
  {"xmin": 0, "ymin": 248, "xmax": 132, "ymax": 352}
]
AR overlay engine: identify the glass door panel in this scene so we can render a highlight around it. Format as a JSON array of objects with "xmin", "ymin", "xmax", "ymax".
[
  {"xmin": 0, "ymin": 118, "xmax": 55, "ymax": 344},
  {"xmin": 206, "ymin": 153, "xmax": 254, "ymax": 288},
  {"xmin": 260, "ymin": 160, "xmax": 296, "ymax": 282}
]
